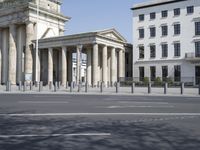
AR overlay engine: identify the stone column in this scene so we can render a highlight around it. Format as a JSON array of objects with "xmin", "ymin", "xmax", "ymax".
[
  {"xmin": 61, "ymin": 46, "xmax": 67, "ymax": 85},
  {"xmin": 16, "ymin": 25, "xmax": 23, "ymax": 83},
  {"xmin": 48, "ymin": 48, "xmax": 53, "ymax": 83},
  {"xmin": 119, "ymin": 49, "xmax": 124, "ymax": 79},
  {"xmin": 0, "ymin": 29, "xmax": 2, "ymax": 84},
  {"xmin": 76, "ymin": 45, "xmax": 80, "ymax": 84},
  {"xmin": 102, "ymin": 45, "xmax": 108, "ymax": 86},
  {"xmin": 2, "ymin": 29, "xmax": 8, "ymax": 84},
  {"xmin": 92, "ymin": 43, "xmax": 98, "ymax": 86},
  {"xmin": 86, "ymin": 48, "xmax": 92, "ymax": 86},
  {"xmin": 25, "ymin": 21, "xmax": 34, "ymax": 81},
  {"xmin": 111, "ymin": 47, "xmax": 117, "ymax": 83},
  {"xmin": 8, "ymin": 24, "xmax": 17, "ymax": 84}
]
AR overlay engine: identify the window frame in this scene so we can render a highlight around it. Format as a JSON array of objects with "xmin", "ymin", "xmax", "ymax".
[
  {"xmin": 161, "ymin": 43, "xmax": 168, "ymax": 58},
  {"xmin": 174, "ymin": 42, "xmax": 181, "ymax": 57}
]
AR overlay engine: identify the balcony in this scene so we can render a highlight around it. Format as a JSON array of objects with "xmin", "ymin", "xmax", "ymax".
[{"xmin": 185, "ymin": 52, "xmax": 200, "ymax": 63}]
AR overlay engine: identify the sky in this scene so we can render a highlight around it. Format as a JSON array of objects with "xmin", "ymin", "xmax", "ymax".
[{"xmin": 61, "ymin": 0, "xmax": 149, "ymax": 43}]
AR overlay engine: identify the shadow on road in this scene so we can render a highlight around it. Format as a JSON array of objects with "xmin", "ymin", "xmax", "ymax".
[{"xmin": 0, "ymin": 115, "xmax": 200, "ymax": 150}]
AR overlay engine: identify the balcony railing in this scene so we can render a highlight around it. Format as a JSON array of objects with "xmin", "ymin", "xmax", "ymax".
[{"xmin": 185, "ymin": 52, "xmax": 200, "ymax": 62}]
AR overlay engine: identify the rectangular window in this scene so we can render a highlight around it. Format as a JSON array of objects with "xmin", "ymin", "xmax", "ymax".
[
  {"xmin": 174, "ymin": 8, "xmax": 180, "ymax": 16},
  {"xmin": 150, "ymin": 66, "xmax": 156, "ymax": 81},
  {"xmin": 174, "ymin": 43, "xmax": 181, "ymax": 57},
  {"xmin": 139, "ymin": 45, "xmax": 144, "ymax": 59},
  {"xmin": 187, "ymin": 6, "xmax": 194, "ymax": 14},
  {"xmin": 195, "ymin": 22, "xmax": 200, "ymax": 36},
  {"xmin": 139, "ymin": 14, "xmax": 144, "ymax": 21},
  {"xmin": 162, "ymin": 66, "xmax": 168, "ymax": 81},
  {"xmin": 161, "ymin": 25, "xmax": 168, "ymax": 36},
  {"xmin": 139, "ymin": 28, "xmax": 144, "ymax": 39},
  {"xmin": 174, "ymin": 24, "xmax": 181, "ymax": 35},
  {"xmin": 150, "ymin": 45, "xmax": 156, "ymax": 58},
  {"xmin": 162, "ymin": 10, "xmax": 168, "ymax": 18},
  {"xmin": 174, "ymin": 65, "xmax": 181, "ymax": 82},
  {"xmin": 150, "ymin": 12, "xmax": 156, "ymax": 20},
  {"xmin": 139, "ymin": 67, "xmax": 144, "ymax": 81},
  {"xmin": 150, "ymin": 27, "xmax": 156, "ymax": 37},
  {"xmin": 195, "ymin": 41, "xmax": 200, "ymax": 57},
  {"xmin": 162, "ymin": 43, "xmax": 168, "ymax": 58}
]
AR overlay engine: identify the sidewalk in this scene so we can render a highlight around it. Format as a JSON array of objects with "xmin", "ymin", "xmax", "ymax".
[{"xmin": 0, "ymin": 85, "xmax": 199, "ymax": 97}]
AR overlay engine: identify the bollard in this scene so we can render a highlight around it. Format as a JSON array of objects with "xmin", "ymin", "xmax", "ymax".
[
  {"xmin": 116, "ymin": 82, "xmax": 119, "ymax": 93},
  {"xmin": 199, "ymin": 84, "xmax": 200, "ymax": 95},
  {"xmin": 70, "ymin": 82, "xmax": 73, "ymax": 92},
  {"xmin": 58, "ymin": 81, "xmax": 61, "ymax": 89},
  {"xmin": 19, "ymin": 81, "xmax": 22, "ymax": 91},
  {"xmin": 131, "ymin": 82, "xmax": 135, "ymax": 94},
  {"xmin": 78, "ymin": 83, "xmax": 81, "ymax": 92},
  {"xmin": 35, "ymin": 81, "xmax": 38, "ymax": 87},
  {"xmin": 100, "ymin": 82, "xmax": 103, "ymax": 93},
  {"xmin": 85, "ymin": 82, "xmax": 88, "ymax": 93},
  {"xmin": 164, "ymin": 82, "xmax": 168, "ymax": 94},
  {"xmin": 110, "ymin": 81, "xmax": 113, "ymax": 87},
  {"xmin": 49, "ymin": 81, "xmax": 53, "ymax": 90},
  {"xmin": 181, "ymin": 82, "xmax": 184, "ymax": 95},
  {"xmin": 23, "ymin": 81, "xmax": 27, "ymax": 92},
  {"xmin": 54, "ymin": 81, "xmax": 58, "ymax": 92},
  {"xmin": 73, "ymin": 82, "xmax": 75, "ymax": 89},
  {"xmin": 39, "ymin": 81, "xmax": 43, "ymax": 92},
  {"xmin": 6, "ymin": 81, "xmax": 11, "ymax": 92},
  {"xmin": 66, "ymin": 81, "xmax": 69, "ymax": 89},
  {"xmin": 107, "ymin": 81, "xmax": 110, "ymax": 88},
  {"xmin": 30, "ymin": 81, "xmax": 33, "ymax": 91},
  {"xmin": 148, "ymin": 83, "xmax": 151, "ymax": 94}
]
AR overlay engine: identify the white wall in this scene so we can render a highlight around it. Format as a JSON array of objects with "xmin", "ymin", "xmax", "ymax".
[{"xmin": 132, "ymin": 0, "xmax": 200, "ymax": 82}]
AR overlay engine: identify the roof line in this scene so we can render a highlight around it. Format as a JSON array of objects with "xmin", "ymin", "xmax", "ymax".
[{"xmin": 131, "ymin": 0, "xmax": 187, "ymax": 10}]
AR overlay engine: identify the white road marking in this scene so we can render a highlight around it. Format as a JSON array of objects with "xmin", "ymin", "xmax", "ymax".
[
  {"xmin": 18, "ymin": 101, "xmax": 69, "ymax": 104},
  {"xmin": 0, "ymin": 113, "xmax": 200, "ymax": 117},
  {"xmin": 0, "ymin": 133, "xmax": 111, "ymax": 138},
  {"xmin": 118, "ymin": 101, "xmax": 169, "ymax": 104},
  {"xmin": 105, "ymin": 105, "xmax": 174, "ymax": 108}
]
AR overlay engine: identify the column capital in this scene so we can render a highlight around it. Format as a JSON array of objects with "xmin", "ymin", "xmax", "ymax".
[{"xmin": 76, "ymin": 44, "xmax": 83, "ymax": 50}]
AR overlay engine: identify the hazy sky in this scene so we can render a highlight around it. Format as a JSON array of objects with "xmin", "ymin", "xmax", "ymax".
[{"xmin": 61, "ymin": 0, "xmax": 149, "ymax": 43}]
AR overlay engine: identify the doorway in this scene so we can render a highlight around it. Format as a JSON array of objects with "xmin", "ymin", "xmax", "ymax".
[{"xmin": 195, "ymin": 66, "xmax": 200, "ymax": 85}]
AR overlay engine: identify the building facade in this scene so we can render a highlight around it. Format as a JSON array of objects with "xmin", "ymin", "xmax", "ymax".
[
  {"xmin": 0, "ymin": 0, "xmax": 130, "ymax": 87},
  {"xmin": 132, "ymin": 0, "xmax": 200, "ymax": 85}
]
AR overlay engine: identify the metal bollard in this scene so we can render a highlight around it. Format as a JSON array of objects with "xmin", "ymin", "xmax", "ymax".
[
  {"xmin": 58, "ymin": 81, "xmax": 61, "ymax": 89},
  {"xmin": 78, "ymin": 83, "xmax": 82, "ymax": 92},
  {"xmin": 54, "ymin": 81, "xmax": 58, "ymax": 92},
  {"xmin": 199, "ymin": 84, "xmax": 200, "ymax": 95},
  {"xmin": 100, "ymin": 82, "xmax": 103, "ymax": 93},
  {"xmin": 181, "ymin": 82, "xmax": 184, "ymax": 95},
  {"xmin": 49, "ymin": 81, "xmax": 53, "ymax": 90},
  {"xmin": 164, "ymin": 82, "xmax": 168, "ymax": 94},
  {"xmin": 70, "ymin": 82, "xmax": 73, "ymax": 92},
  {"xmin": 148, "ymin": 83, "xmax": 151, "ymax": 94},
  {"xmin": 19, "ymin": 81, "xmax": 22, "ymax": 91},
  {"xmin": 39, "ymin": 81, "xmax": 43, "ymax": 92},
  {"xmin": 6, "ymin": 81, "xmax": 11, "ymax": 92},
  {"xmin": 73, "ymin": 82, "xmax": 76, "ymax": 89},
  {"xmin": 66, "ymin": 81, "xmax": 69, "ymax": 89},
  {"xmin": 30, "ymin": 81, "xmax": 33, "ymax": 91},
  {"xmin": 85, "ymin": 82, "xmax": 88, "ymax": 93},
  {"xmin": 131, "ymin": 82, "xmax": 135, "ymax": 94},
  {"xmin": 116, "ymin": 82, "xmax": 119, "ymax": 93},
  {"xmin": 107, "ymin": 81, "xmax": 110, "ymax": 88},
  {"xmin": 23, "ymin": 81, "xmax": 27, "ymax": 92}
]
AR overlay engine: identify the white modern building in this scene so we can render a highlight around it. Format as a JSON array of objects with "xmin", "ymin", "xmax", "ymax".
[{"xmin": 132, "ymin": 0, "xmax": 200, "ymax": 85}]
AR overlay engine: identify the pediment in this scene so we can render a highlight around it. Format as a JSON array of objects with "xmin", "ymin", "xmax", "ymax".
[{"xmin": 97, "ymin": 29, "xmax": 127, "ymax": 42}]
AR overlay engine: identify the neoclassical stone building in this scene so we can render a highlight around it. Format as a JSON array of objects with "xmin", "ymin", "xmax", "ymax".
[{"xmin": 0, "ymin": 0, "xmax": 132, "ymax": 86}]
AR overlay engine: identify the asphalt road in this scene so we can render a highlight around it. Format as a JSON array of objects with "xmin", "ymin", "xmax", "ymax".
[{"xmin": 0, "ymin": 94, "xmax": 200, "ymax": 150}]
